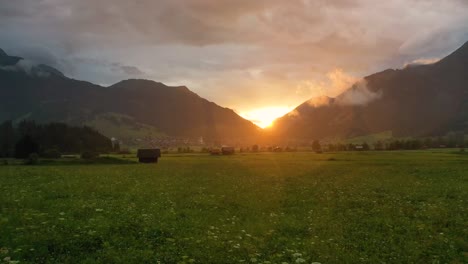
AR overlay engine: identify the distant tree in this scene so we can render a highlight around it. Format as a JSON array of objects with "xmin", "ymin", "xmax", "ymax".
[
  {"xmin": 177, "ymin": 146, "xmax": 192, "ymax": 153},
  {"xmin": 362, "ymin": 142, "xmax": 370, "ymax": 151},
  {"xmin": 252, "ymin": 145, "xmax": 259, "ymax": 152},
  {"xmin": 402, "ymin": 140, "xmax": 410, "ymax": 150},
  {"xmin": 388, "ymin": 140, "xmax": 403, "ymax": 150},
  {"xmin": 15, "ymin": 135, "xmax": 39, "ymax": 159},
  {"xmin": 17, "ymin": 120, "xmax": 38, "ymax": 137},
  {"xmin": 446, "ymin": 132, "xmax": 463, "ymax": 148},
  {"xmin": 336, "ymin": 143, "xmax": 346, "ymax": 151},
  {"xmin": 0, "ymin": 120, "xmax": 15, "ymax": 157},
  {"xmin": 42, "ymin": 148, "xmax": 62, "ymax": 159},
  {"xmin": 435, "ymin": 136, "xmax": 444, "ymax": 148},
  {"xmin": 1, "ymin": 121, "xmax": 112, "ymax": 157},
  {"xmin": 423, "ymin": 138, "xmax": 433, "ymax": 148},
  {"xmin": 113, "ymin": 141, "xmax": 121, "ymax": 152},
  {"xmin": 81, "ymin": 151, "xmax": 98, "ymax": 160},
  {"xmin": 410, "ymin": 139, "xmax": 422, "ymax": 150},
  {"xmin": 455, "ymin": 132, "xmax": 465, "ymax": 147},
  {"xmin": 312, "ymin": 140, "xmax": 322, "ymax": 153},
  {"xmin": 25, "ymin": 153, "xmax": 39, "ymax": 165},
  {"xmin": 373, "ymin": 141, "xmax": 384, "ymax": 151}
]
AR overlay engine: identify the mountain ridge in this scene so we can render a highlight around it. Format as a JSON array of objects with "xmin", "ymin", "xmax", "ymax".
[
  {"xmin": 269, "ymin": 41, "xmax": 468, "ymax": 142},
  {"xmin": 0, "ymin": 51, "xmax": 261, "ymax": 145}
]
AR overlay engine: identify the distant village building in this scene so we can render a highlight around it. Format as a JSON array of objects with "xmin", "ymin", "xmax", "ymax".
[
  {"xmin": 355, "ymin": 145, "xmax": 364, "ymax": 151},
  {"xmin": 137, "ymin": 149, "xmax": 161, "ymax": 163}
]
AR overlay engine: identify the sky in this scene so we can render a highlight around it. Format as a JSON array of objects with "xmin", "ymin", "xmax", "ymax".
[{"xmin": 1, "ymin": 0, "xmax": 468, "ymax": 128}]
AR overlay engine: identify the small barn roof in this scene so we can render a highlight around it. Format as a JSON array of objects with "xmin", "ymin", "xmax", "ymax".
[{"xmin": 137, "ymin": 149, "xmax": 161, "ymax": 158}]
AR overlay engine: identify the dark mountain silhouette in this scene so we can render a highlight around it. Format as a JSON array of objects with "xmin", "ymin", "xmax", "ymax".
[
  {"xmin": 269, "ymin": 41, "xmax": 468, "ymax": 141},
  {"xmin": 0, "ymin": 49, "xmax": 260, "ymax": 143}
]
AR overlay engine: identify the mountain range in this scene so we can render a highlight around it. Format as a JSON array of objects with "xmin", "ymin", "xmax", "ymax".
[
  {"xmin": 1, "ymin": 41, "xmax": 467, "ymax": 145},
  {"xmin": 0, "ymin": 48, "xmax": 261, "ymax": 145},
  {"xmin": 268, "ymin": 41, "xmax": 468, "ymax": 142}
]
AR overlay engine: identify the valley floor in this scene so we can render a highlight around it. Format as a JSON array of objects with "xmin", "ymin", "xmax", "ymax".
[{"xmin": 0, "ymin": 151, "xmax": 467, "ymax": 263}]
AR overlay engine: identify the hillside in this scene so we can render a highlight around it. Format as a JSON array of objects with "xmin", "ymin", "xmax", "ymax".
[
  {"xmin": 0, "ymin": 49, "xmax": 261, "ymax": 144},
  {"xmin": 269, "ymin": 41, "xmax": 468, "ymax": 142}
]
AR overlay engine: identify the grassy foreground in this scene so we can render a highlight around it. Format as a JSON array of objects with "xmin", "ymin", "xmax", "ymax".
[{"xmin": 0, "ymin": 151, "xmax": 467, "ymax": 263}]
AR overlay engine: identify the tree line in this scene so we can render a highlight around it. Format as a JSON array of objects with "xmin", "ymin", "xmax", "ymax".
[
  {"xmin": 316, "ymin": 136, "xmax": 466, "ymax": 152},
  {"xmin": 0, "ymin": 120, "xmax": 113, "ymax": 159}
]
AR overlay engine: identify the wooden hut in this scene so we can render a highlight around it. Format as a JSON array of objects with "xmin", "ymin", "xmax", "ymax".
[{"xmin": 137, "ymin": 149, "xmax": 161, "ymax": 163}]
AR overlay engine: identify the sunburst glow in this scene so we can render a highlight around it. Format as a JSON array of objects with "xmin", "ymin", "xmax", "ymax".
[{"xmin": 240, "ymin": 106, "xmax": 294, "ymax": 129}]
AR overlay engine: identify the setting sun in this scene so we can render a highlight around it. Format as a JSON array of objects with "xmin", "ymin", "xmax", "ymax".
[{"xmin": 239, "ymin": 106, "xmax": 294, "ymax": 129}]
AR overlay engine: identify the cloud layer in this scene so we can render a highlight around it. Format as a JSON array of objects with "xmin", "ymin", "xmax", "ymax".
[{"xmin": 1, "ymin": 0, "xmax": 467, "ymax": 114}]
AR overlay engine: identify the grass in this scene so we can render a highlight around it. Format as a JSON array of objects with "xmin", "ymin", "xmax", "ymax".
[
  {"xmin": 346, "ymin": 131, "xmax": 393, "ymax": 144},
  {"xmin": 0, "ymin": 151, "xmax": 467, "ymax": 263}
]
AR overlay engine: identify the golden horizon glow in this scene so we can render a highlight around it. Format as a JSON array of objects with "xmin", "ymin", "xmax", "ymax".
[{"xmin": 239, "ymin": 106, "xmax": 295, "ymax": 129}]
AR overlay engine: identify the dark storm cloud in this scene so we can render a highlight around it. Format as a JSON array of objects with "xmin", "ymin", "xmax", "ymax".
[
  {"xmin": 119, "ymin": 66, "xmax": 144, "ymax": 76},
  {"xmin": 0, "ymin": 0, "xmax": 412, "ymax": 47},
  {"xmin": 110, "ymin": 63, "xmax": 145, "ymax": 76}
]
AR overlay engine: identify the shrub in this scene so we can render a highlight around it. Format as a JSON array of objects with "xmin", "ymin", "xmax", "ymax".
[
  {"xmin": 42, "ymin": 148, "xmax": 62, "ymax": 159},
  {"xmin": 25, "ymin": 153, "xmax": 39, "ymax": 165},
  {"xmin": 81, "ymin": 151, "xmax": 99, "ymax": 160},
  {"xmin": 201, "ymin": 147, "xmax": 210, "ymax": 153},
  {"xmin": 15, "ymin": 135, "xmax": 39, "ymax": 159}
]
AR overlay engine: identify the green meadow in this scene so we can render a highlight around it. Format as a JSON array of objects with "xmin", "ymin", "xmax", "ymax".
[{"xmin": 0, "ymin": 151, "xmax": 467, "ymax": 263}]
